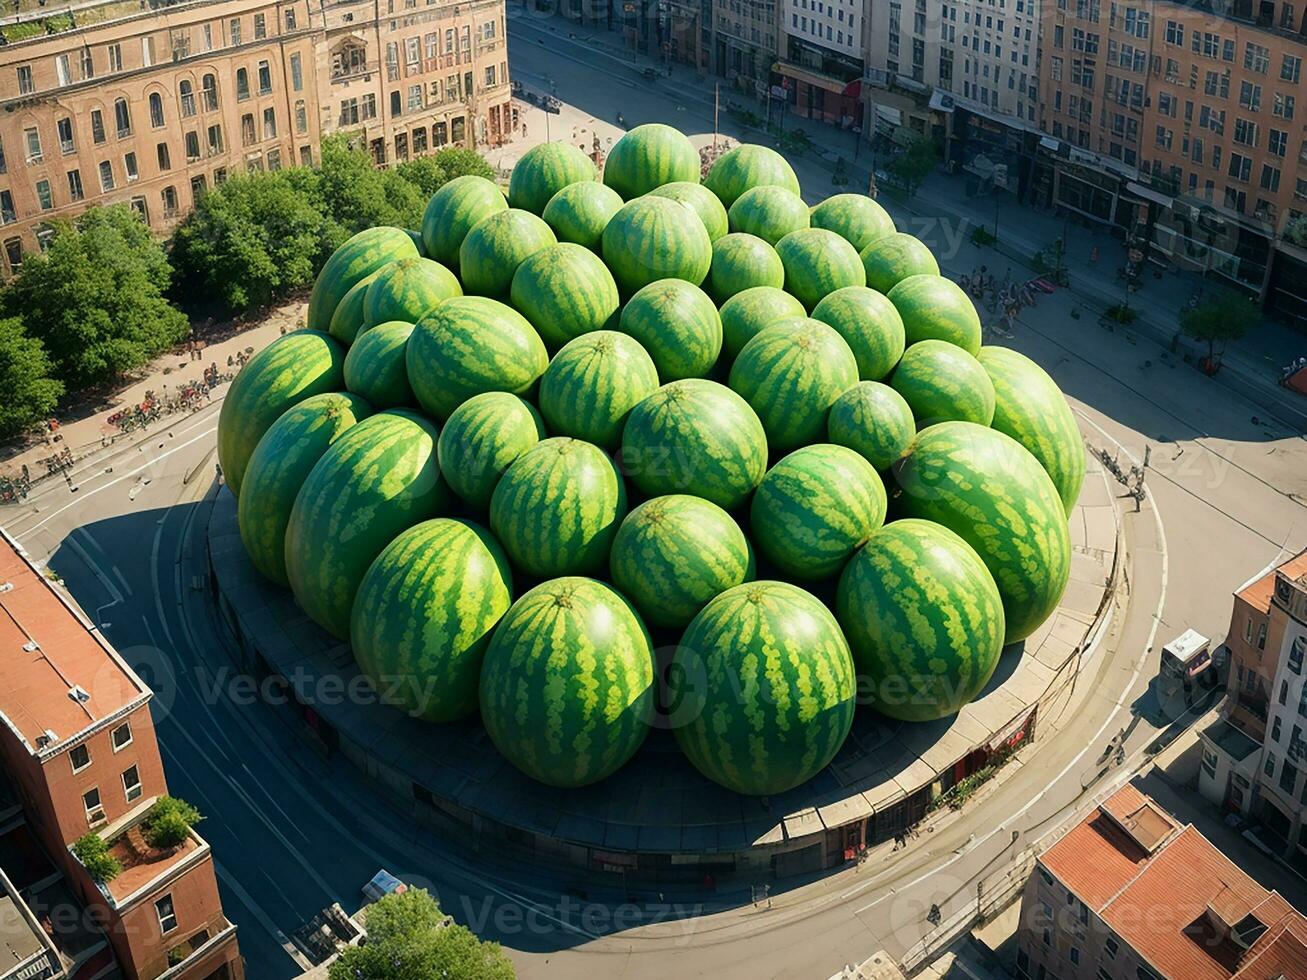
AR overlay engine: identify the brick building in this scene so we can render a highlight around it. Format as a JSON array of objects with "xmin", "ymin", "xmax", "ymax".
[
  {"xmin": 0, "ymin": 0, "xmax": 512, "ymax": 274},
  {"xmin": 0, "ymin": 528, "xmax": 242, "ymax": 979}
]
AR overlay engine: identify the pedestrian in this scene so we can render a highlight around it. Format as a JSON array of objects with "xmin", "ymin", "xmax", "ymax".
[{"xmin": 1089, "ymin": 246, "xmax": 1100, "ymax": 264}]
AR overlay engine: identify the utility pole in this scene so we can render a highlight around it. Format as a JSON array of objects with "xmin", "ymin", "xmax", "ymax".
[{"xmin": 713, "ymin": 82, "xmax": 719, "ymax": 152}]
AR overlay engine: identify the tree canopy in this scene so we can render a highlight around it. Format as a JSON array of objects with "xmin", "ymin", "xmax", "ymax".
[
  {"xmin": 0, "ymin": 317, "xmax": 62, "ymax": 440},
  {"xmin": 1179, "ymin": 288, "xmax": 1257, "ymax": 360},
  {"xmin": 886, "ymin": 136, "xmax": 939, "ymax": 197},
  {"xmin": 318, "ymin": 135, "xmax": 427, "ymax": 235}
]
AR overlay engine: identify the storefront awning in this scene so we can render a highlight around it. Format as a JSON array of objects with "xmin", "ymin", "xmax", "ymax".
[
  {"xmin": 1039, "ymin": 135, "xmax": 1060, "ymax": 152},
  {"xmin": 929, "ymin": 90, "xmax": 955, "ymax": 112},
  {"xmin": 773, "ymin": 61, "xmax": 855, "ymax": 96},
  {"xmin": 1124, "ymin": 181, "xmax": 1174, "ymax": 207},
  {"xmin": 875, "ymin": 105, "xmax": 903, "ymax": 126}
]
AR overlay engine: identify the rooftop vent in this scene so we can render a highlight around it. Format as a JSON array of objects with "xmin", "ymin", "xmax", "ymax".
[
  {"xmin": 68, "ymin": 685, "xmax": 90, "ymax": 704},
  {"xmin": 21, "ymin": 640, "xmax": 39, "ymax": 652},
  {"xmin": 35, "ymin": 729, "xmax": 58, "ymax": 748},
  {"xmin": 1231, "ymin": 912, "xmax": 1268, "ymax": 950},
  {"xmin": 0, "ymin": 582, "xmax": 12, "ymax": 592}
]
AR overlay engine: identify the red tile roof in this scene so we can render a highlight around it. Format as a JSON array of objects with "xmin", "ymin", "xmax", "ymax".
[{"xmin": 1236, "ymin": 550, "xmax": 1307, "ymax": 615}]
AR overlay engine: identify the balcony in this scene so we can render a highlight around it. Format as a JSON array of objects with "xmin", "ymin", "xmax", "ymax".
[
  {"xmin": 157, "ymin": 918, "xmax": 238, "ymax": 980},
  {"xmin": 332, "ymin": 61, "xmax": 378, "ymax": 83}
]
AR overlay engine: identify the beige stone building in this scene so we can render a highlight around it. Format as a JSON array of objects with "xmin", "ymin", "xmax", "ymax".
[{"xmin": 0, "ymin": 0, "xmax": 512, "ymax": 274}]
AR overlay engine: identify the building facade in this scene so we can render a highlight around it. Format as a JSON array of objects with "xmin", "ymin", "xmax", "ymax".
[
  {"xmin": 711, "ymin": 0, "xmax": 780, "ymax": 93},
  {"xmin": 0, "ymin": 0, "xmax": 512, "ymax": 274}
]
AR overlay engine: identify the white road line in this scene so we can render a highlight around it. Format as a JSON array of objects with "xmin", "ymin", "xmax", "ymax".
[{"xmin": 213, "ymin": 861, "xmax": 314, "ymax": 971}]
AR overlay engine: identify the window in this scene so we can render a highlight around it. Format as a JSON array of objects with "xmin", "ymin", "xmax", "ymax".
[
  {"xmin": 122, "ymin": 764, "xmax": 142, "ymax": 802},
  {"xmin": 17, "ymin": 65, "xmax": 34, "ymax": 95},
  {"xmin": 290, "ymin": 53, "xmax": 303, "ymax": 92},
  {"xmin": 124, "ymin": 152, "xmax": 138, "ymax": 182},
  {"xmin": 0, "ymin": 192, "xmax": 15, "ymax": 224},
  {"xmin": 114, "ymin": 98, "xmax": 132, "ymax": 138},
  {"xmin": 1234, "ymin": 119, "xmax": 1258, "ymax": 147},
  {"xmin": 191, "ymin": 174, "xmax": 206, "ymax": 201},
  {"xmin": 84, "ymin": 787, "xmax": 105, "ymax": 824},
  {"xmin": 1258, "ymin": 623, "xmax": 1268, "ymax": 650},
  {"xmin": 80, "ymin": 48, "xmax": 94, "ymax": 79},
  {"xmin": 286, "ymin": 8, "xmax": 297, "ymax": 30},
  {"xmin": 1265, "ymin": 751, "xmax": 1277, "ymax": 778},
  {"xmin": 180, "ymin": 80, "xmax": 196, "ymax": 118},
  {"xmin": 214, "ymin": 167, "xmax": 227, "ymax": 186},
  {"xmin": 107, "ymin": 42, "xmax": 123, "ymax": 73},
  {"xmin": 1291, "ymin": 636, "xmax": 1306, "ymax": 674},
  {"xmin": 2, "ymin": 238, "xmax": 19, "ymax": 269},
  {"xmin": 407, "ymin": 84, "xmax": 423, "ymax": 112},
  {"xmin": 91, "ymin": 109, "xmax": 106, "ymax": 145},
  {"xmin": 1282, "ymin": 758, "xmax": 1298, "ymax": 794},
  {"xmin": 295, "ymin": 100, "xmax": 307, "ymax": 134},
  {"xmin": 262, "ymin": 108, "xmax": 276, "ymax": 139},
  {"xmin": 67, "ymin": 169, "xmax": 84, "ymax": 202},
  {"xmin": 207, "ymin": 124, "xmax": 224, "ymax": 156},
  {"xmin": 70, "ymin": 744, "xmax": 91, "ymax": 772},
  {"xmin": 1271, "ymin": 129, "xmax": 1289, "ymax": 157},
  {"xmin": 57, "ymin": 118, "xmax": 75, "ymax": 155},
  {"xmin": 1244, "ymin": 42, "xmax": 1270, "ymax": 74},
  {"xmin": 254, "ymin": 12, "xmax": 266, "ymax": 38},
  {"xmin": 1202, "ymin": 749, "xmax": 1218, "ymax": 778},
  {"xmin": 24, "ymin": 127, "xmax": 42, "ymax": 164},
  {"xmin": 229, "ymin": 17, "xmax": 242, "ymax": 46},
  {"xmin": 1240, "ymin": 81, "xmax": 1262, "ymax": 111},
  {"xmin": 1282, "ymin": 680, "xmax": 1290, "ymax": 705},
  {"xmin": 142, "ymin": 35, "xmax": 155, "ymax": 67},
  {"xmin": 155, "ymin": 894, "xmax": 178, "ymax": 934},
  {"xmin": 391, "ymin": 91, "xmax": 402, "ymax": 116},
  {"xmin": 300, "ymin": 145, "xmax": 312, "ymax": 166},
  {"xmin": 56, "ymin": 53, "xmax": 71, "ymax": 87},
  {"xmin": 1262, "ymin": 165, "xmax": 1281, "ymax": 193},
  {"xmin": 236, "ymin": 68, "xmax": 250, "ymax": 101},
  {"xmin": 267, "ymin": 148, "xmax": 281, "ymax": 171},
  {"xmin": 1284, "ymin": 55, "xmax": 1302, "ymax": 84},
  {"xmin": 185, "ymin": 131, "xmax": 200, "ymax": 162},
  {"xmin": 1228, "ymin": 153, "xmax": 1252, "ymax": 182},
  {"xmin": 1274, "ymin": 93, "xmax": 1296, "ymax": 120},
  {"xmin": 1274, "ymin": 716, "xmax": 1283, "ymax": 742},
  {"xmin": 1070, "ymin": 947, "xmax": 1080, "ymax": 965},
  {"xmin": 162, "ymin": 185, "xmax": 178, "ymax": 215},
  {"xmin": 157, "ymin": 143, "xmax": 171, "ymax": 170},
  {"xmin": 98, "ymin": 160, "xmax": 114, "ymax": 191},
  {"xmin": 258, "ymin": 60, "xmax": 271, "ymax": 94},
  {"xmin": 241, "ymin": 114, "xmax": 257, "ymax": 146},
  {"xmin": 149, "ymin": 93, "xmax": 165, "ymax": 128},
  {"xmin": 1165, "ymin": 20, "xmax": 1183, "ymax": 46},
  {"xmin": 202, "ymin": 73, "xmax": 219, "ymax": 111}
]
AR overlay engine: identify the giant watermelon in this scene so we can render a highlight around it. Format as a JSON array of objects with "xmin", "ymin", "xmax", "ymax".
[
  {"xmin": 509, "ymin": 242, "xmax": 620, "ymax": 348},
  {"xmin": 708, "ymin": 232, "xmax": 784, "ymax": 303},
  {"xmin": 827, "ymin": 381, "xmax": 916, "ymax": 471},
  {"xmin": 860, "ymin": 232, "xmax": 940, "ymax": 293},
  {"xmin": 727, "ymin": 185, "xmax": 810, "ymax": 246},
  {"xmin": 508, "ymin": 142, "xmax": 596, "ymax": 215},
  {"xmin": 811, "ymin": 286, "xmax": 906, "ymax": 381},
  {"xmin": 891, "ymin": 339, "xmax": 996, "ymax": 427},
  {"xmin": 541, "ymin": 181, "xmax": 624, "ymax": 252},
  {"xmin": 648, "ymin": 181, "xmax": 730, "ymax": 241},
  {"xmin": 774, "ymin": 227, "xmax": 866, "ymax": 311},
  {"xmin": 421, "ymin": 175, "xmax": 508, "ymax": 266},
  {"xmin": 810, "ymin": 193, "xmax": 895, "ymax": 252},
  {"xmin": 670, "ymin": 581, "xmax": 856, "ymax": 796},
  {"xmin": 618, "ymin": 279, "xmax": 722, "ymax": 381},
  {"xmin": 601, "ymin": 196, "xmax": 712, "ymax": 295},
  {"xmin": 343, "ymin": 321, "xmax": 416, "ymax": 409},
  {"xmin": 308, "ymin": 227, "xmax": 418, "ymax": 329},
  {"xmin": 888, "ymin": 274, "xmax": 983, "ymax": 354},
  {"xmin": 603, "ymin": 123, "xmax": 700, "ymax": 199},
  {"xmin": 437, "ymin": 392, "xmax": 544, "ymax": 508},
  {"xmin": 362, "ymin": 257, "xmax": 461, "ymax": 328},
  {"xmin": 539, "ymin": 331, "xmax": 659, "ymax": 449},
  {"xmin": 328, "ymin": 269, "xmax": 384, "ymax": 346},
  {"xmin": 479, "ymin": 577, "xmax": 654, "ymax": 788},
  {"xmin": 458, "ymin": 208, "xmax": 557, "ymax": 297},
  {"xmin": 836, "ymin": 519, "xmax": 1005, "ymax": 721},
  {"xmin": 704, "ymin": 143, "xmax": 802, "ymax": 209},
  {"xmin": 719, "ymin": 286, "xmax": 806, "ymax": 360}
]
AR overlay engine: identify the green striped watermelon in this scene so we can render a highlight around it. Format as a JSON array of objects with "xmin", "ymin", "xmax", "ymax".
[
  {"xmin": 718, "ymin": 286, "xmax": 806, "ymax": 360},
  {"xmin": 978, "ymin": 346, "xmax": 1084, "ymax": 516},
  {"xmin": 479, "ymin": 577, "xmax": 654, "ymax": 787},
  {"xmin": 618, "ymin": 279, "xmax": 721, "ymax": 381},
  {"xmin": 603, "ymin": 124, "xmax": 700, "ymax": 199},
  {"xmin": 458, "ymin": 208, "xmax": 557, "ymax": 297},
  {"xmin": 421, "ymin": 175, "xmax": 508, "ymax": 266},
  {"xmin": 727, "ymin": 186, "xmax": 810, "ymax": 246},
  {"xmin": 351, "ymin": 518, "xmax": 512, "ymax": 723},
  {"xmin": 860, "ymin": 232, "xmax": 941, "ymax": 294},
  {"xmin": 406, "ymin": 296, "xmax": 548, "ymax": 419},
  {"xmin": 703, "ymin": 144, "xmax": 802, "ymax": 210},
  {"xmin": 750, "ymin": 444, "xmax": 886, "ymax": 581},
  {"xmin": 437, "ymin": 392, "xmax": 545, "ymax": 508},
  {"xmin": 887, "ymin": 275, "xmax": 983, "ymax": 354},
  {"xmin": 508, "ymin": 142, "xmax": 597, "ymax": 215},
  {"xmin": 670, "ymin": 581, "xmax": 856, "ymax": 796},
  {"xmin": 328, "ymin": 269, "xmax": 384, "ymax": 346},
  {"xmin": 508, "ymin": 243, "xmax": 620, "ymax": 349},
  {"xmin": 609, "ymin": 495, "xmax": 753, "ymax": 628},
  {"xmin": 827, "ymin": 381, "xmax": 916, "ymax": 471},
  {"xmin": 489, "ymin": 437, "xmax": 627, "ymax": 577},
  {"xmin": 811, "ymin": 286, "xmax": 906, "ymax": 381},
  {"xmin": 648, "ymin": 181, "xmax": 730, "ymax": 241},
  {"xmin": 539, "ymin": 331, "xmax": 659, "ymax": 449},
  {"xmin": 809, "ymin": 194, "xmax": 895, "ymax": 252},
  {"xmin": 217, "ymin": 330, "xmax": 346, "ymax": 498},
  {"xmin": 237, "ymin": 392, "xmax": 371, "ymax": 586},
  {"xmin": 836, "ymin": 519, "xmax": 1004, "ymax": 721},
  {"xmin": 404, "ymin": 229, "xmax": 426, "ymax": 256},
  {"xmin": 601, "ymin": 196, "xmax": 712, "ymax": 295},
  {"xmin": 343, "ymin": 321, "xmax": 416, "ymax": 409},
  {"xmin": 284, "ymin": 410, "xmax": 448, "ymax": 639},
  {"xmin": 893, "ymin": 421, "xmax": 1071, "ymax": 643},
  {"xmin": 620, "ymin": 379, "xmax": 767, "ymax": 509},
  {"xmin": 708, "ymin": 233, "xmax": 784, "ymax": 303},
  {"xmin": 728, "ymin": 319, "xmax": 859, "ymax": 452},
  {"xmin": 308, "ymin": 227, "xmax": 418, "ymax": 330},
  {"xmin": 541, "ymin": 181, "xmax": 625, "ymax": 252},
  {"xmin": 775, "ymin": 227, "xmax": 866, "ymax": 311},
  {"xmin": 891, "ymin": 339, "xmax": 995, "ymax": 427},
  {"xmin": 362, "ymin": 257, "xmax": 461, "ymax": 328}
]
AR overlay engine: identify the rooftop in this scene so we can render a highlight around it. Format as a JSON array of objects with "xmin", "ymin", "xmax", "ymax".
[
  {"xmin": 1235, "ymin": 550, "xmax": 1307, "ymax": 615},
  {"xmin": 1201, "ymin": 717, "xmax": 1263, "ymax": 764},
  {"xmin": 91, "ymin": 797, "xmax": 209, "ymax": 909},
  {"xmin": 0, "ymin": 530, "xmax": 147, "ymax": 757}
]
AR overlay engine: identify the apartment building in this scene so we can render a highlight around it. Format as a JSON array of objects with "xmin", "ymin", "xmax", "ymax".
[
  {"xmin": 0, "ymin": 0, "xmax": 512, "ymax": 274},
  {"xmin": 711, "ymin": 0, "xmax": 780, "ymax": 92},
  {"xmin": 773, "ymin": 0, "xmax": 865, "ymax": 125},
  {"xmin": 1016, "ymin": 784, "xmax": 1307, "ymax": 980},
  {"xmin": 0, "ymin": 528, "xmax": 242, "ymax": 980},
  {"xmin": 620, "ymin": 0, "xmax": 709, "ymax": 71}
]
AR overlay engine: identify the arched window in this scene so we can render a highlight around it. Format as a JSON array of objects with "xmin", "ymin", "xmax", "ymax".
[
  {"xmin": 148, "ymin": 92, "xmax": 164, "ymax": 128},
  {"xmin": 236, "ymin": 67, "xmax": 250, "ymax": 101},
  {"xmin": 202, "ymin": 73, "xmax": 219, "ymax": 111},
  {"xmin": 179, "ymin": 79, "xmax": 196, "ymax": 117},
  {"xmin": 113, "ymin": 97, "xmax": 131, "ymax": 137}
]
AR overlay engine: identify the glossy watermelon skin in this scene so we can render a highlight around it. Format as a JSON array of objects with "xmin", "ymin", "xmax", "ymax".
[
  {"xmin": 811, "ymin": 286, "xmax": 906, "ymax": 381},
  {"xmin": 603, "ymin": 123, "xmax": 700, "ymax": 199},
  {"xmin": 362, "ymin": 257, "xmax": 461, "ymax": 328},
  {"xmin": 308, "ymin": 227, "xmax": 419, "ymax": 330},
  {"xmin": 509, "ymin": 243, "xmax": 620, "ymax": 349},
  {"xmin": 703, "ymin": 144, "xmax": 802, "ymax": 209},
  {"xmin": 539, "ymin": 331, "xmax": 659, "ymax": 449},
  {"xmin": 217, "ymin": 330, "xmax": 346, "ymax": 498},
  {"xmin": 350, "ymin": 519, "xmax": 512, "ymax": 722},
  {"xmin": 893, "ymin": 421, "xmax": 1071, "ymax": 643},
  {"xmin": 343, "ymin": 321, "xmax": 416, "ymax": 409},
  {"xmin": 860, "ymin": 232, "xmax": 941, "ymax": 294},
  {"xmin": 490, "ymin": 437, "xmax": 627, "ymax": 577},
  {"xmin": 670, "ymin": 581, "xmax": 856, "ymax": 796},
  {"xmin": 479, "ymin": 577, "xmax": 654, "ymax": 788},
  {"xmin": 978, "ymin": 346, "xmax": 1085, "ymax": 516},
  {"xmin": 508, "ymin": 142, "xmax": 597, "ymax": 214},
  {"xmin": 750, "ymin": 444, "xmax": 886, "ymax": 581},
  {"xmin": 284, "ymin": 410, "xmax": 448, "ymax": 639},
  {"xmin": 728, "ymin": 319, "xmax": 859, "ymax": 452},
  {"xmin": 458, "ymin": 209, "xmax": 557, "ymax": 297},
  {"xmin": 836, "ymin": 519, "xmax": 1005, "ymax": 722},
  {"xmin": 809, "ymin": 194, "xmax": 895, "ymax": 252},
  {"xmin": 827, "ymin": 381, "xmax": 916, "ymax": 471},
  {"xmin": 620, "ymin": 379, "xmax": 768, "ymax": 509},
  {"xmin": 888, "ymin": 274, "xmax": 983, "ymax": 354},
  {"xmin": 601, "ymin": 196, "xmax": 712, "ymax": 295},
  {"xmin": 542, "ymin": 181, "xmax": 624, "ymax": 252},
  {"xmin": 618, "ymin": 279, "xmax": 722, "ymax": 381},
  {"xmin": 708, "ymin": 233, "xmax": 784, "ymax": 303},
  {"xmin": 609, "ymin": 494, "xmax": 753, "ymax": 628},
  {"xmin": 237, "ymin": 392, "xmax": 372, "ymax": 586},
  {"xmin": 437, "ymin": 392, "xmax": 545, "ymax": 508},
  {"xmin": 891, "ymin": 339, "xmax": 996, "ymax": 427},
  {"xmin": 421, "ymin": 175, "xmax": 508, "ymax": 266},
  {"xmin": 727, "ymin": 186, "xmax": 811, "ymax": 247},
  {"xmin": 328, "ymin": 269, "xmax": 384, "ymax": 346},
  {"xmin": 718, "ymin": 286, "xmax": 806, "ymax": 361},
  {"xmin": 648, "ymin": 181, "xmax": 730, "ymax": 241},
  {"xmin": 406, "ymin": 296, "xmax": 549, "ymax": 420},
  {"xmin": 775, "ymin": 227, "xmax": 867, "ymax": 311}
]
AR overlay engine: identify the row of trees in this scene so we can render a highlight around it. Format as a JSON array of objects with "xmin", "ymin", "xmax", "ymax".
[{"xmin": 0, "ymin": 137, "xmax": 493, "ymax": 441}]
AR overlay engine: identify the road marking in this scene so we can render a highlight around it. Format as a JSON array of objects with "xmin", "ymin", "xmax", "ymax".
[{"xmin": 213, "ymin": 861, "xmax": 314, "ymax": 971}]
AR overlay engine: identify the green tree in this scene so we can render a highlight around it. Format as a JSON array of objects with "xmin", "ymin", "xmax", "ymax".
[
  {"xmin": 72, "ymin": 833, "xmax": 121, "ymax": 883},
  {"xmin": 0, "ymin": 317, "xmax": 63, "ymax": 441},
  {"xmin": 1179, "ymin": 288, "xmax": 1257, "ymax": 364},
  {"xmin": 4, "ymin": 207, "xmax": 188, "ymax": 387},
  {"xmin": 171, "ymin": 170, "xmax": 333, "ymax": 314},
  {"xmin": 329, "ymin": 889, "xmax": 515, "ymax": 980},
  {"xmin": 395, "ymin": 156, "xmax": 448, "ymax": 198},
  {"xmin": 430, "ymin": 147, "xmax": 495, "ymax": 182},
  {"xmin": 886, "ymin": 136, "xmax": 939, "ymax": 198},
  {"xmin": 318, "ymin": 135, "xmax": 426, "ymax": 233}
]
